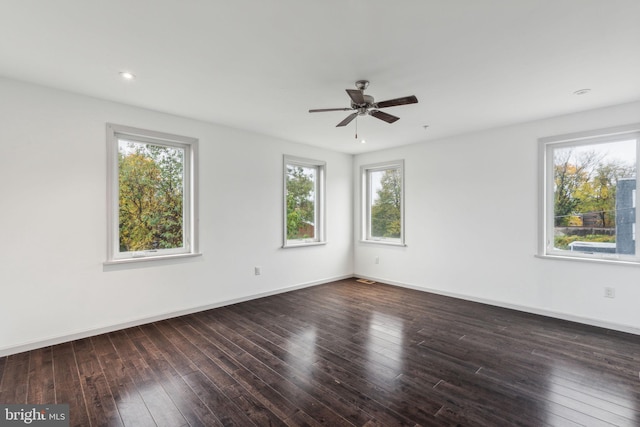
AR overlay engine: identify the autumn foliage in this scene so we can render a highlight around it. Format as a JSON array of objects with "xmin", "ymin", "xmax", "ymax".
[{"xmin": 118, "ymin": 141, "xmax": 184, "ymax": 252}]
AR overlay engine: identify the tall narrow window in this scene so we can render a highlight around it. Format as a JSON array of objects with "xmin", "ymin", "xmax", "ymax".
[
  {"xmin": 106, "ymin": 124, "xmax": 199, "ymax": 263},
  {"xmin": 362, "ymin": 160, "xmax": 405, "ymax": 245},
  {"xmin": 283, "ymin": 155, "xmax": 325, "ymax": 247},
  {"xmin": 540, "ymin": 124, "xmax": 640, "ymax": 262}
]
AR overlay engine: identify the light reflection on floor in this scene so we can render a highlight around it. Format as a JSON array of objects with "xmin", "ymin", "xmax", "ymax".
[
  {"xmin": 366, "ymin": 312, "xmax": 405, "ymax": 382},
  {"xmin": 284, "ymin": 326, "xmax": 317, "ymax": 379},
  {"xmin": 544, "ymin": 360, "xmax": 638, "ymax": 425}
]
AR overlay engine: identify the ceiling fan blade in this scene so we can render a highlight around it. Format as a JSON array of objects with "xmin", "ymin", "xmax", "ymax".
[
  {"xmin": 346, "ymin": 89, "xmax": 365, "ymax": 105},
  {"xmin": 370, "ymin": 110, "xmax": 400, "ymax": 124},
  {"xmin": 309, "ymin": 107, "xmax": 353, "ymax": 113},
  {"xmin": 336, "ymin": 112, "xmax": 358, "ymax": 127},
  {"xmin": 375, "ymin": 95, "xmax": 418, "ymax": 109}
]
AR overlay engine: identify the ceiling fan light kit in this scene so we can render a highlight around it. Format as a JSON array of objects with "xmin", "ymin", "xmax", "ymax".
[{"xmin": 309, "ymin": 80, "xmax": 418, "ymax": 127}]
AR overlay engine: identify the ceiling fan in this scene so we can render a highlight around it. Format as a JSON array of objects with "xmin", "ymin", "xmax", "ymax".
[{"xmin": 309, "ymin": 80, "xmax": 418, "ymax": 127}]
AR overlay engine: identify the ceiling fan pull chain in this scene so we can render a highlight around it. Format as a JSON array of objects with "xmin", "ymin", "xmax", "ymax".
[{"xmin": 355, "ymin": 116, "xmax": 358, "ymax": 139}]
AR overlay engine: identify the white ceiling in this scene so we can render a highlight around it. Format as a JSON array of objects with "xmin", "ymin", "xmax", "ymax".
[{"xmin": 1, "ymin": 0, "xmax": 639, "ymax": 154}]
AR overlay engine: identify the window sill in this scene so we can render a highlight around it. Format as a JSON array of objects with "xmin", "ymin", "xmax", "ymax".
[
  {"xmin": 535, "ymin": 253, "xmax": 640, "ymax": 267},
  {"xmin": 360, "ymin": 240, "xmax": 407, "ymax": 247},
  {"xmin": 282, "ymin": 241, "xmax": 327, "ymax": 249},
  {"xmin": 104, "ymin": 252, "xmax": 202, "ymax": 266}
]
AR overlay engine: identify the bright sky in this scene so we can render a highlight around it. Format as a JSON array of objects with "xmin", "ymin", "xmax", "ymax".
[{"xmin": 559, "ymin": 138, "xmax": 637, "ymax": 169}]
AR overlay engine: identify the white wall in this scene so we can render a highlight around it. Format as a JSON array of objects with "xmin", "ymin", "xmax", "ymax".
[
  {"xmin": 0, "ymin": 78, "xmax": 353, "ymax": 356},
  {"xmin": 354, "ymin": 100, "xmax": 640, "ymax": 334},
  {"xmin": 2, "ymin": 76, "xmax": 637, "ymax": 357}
]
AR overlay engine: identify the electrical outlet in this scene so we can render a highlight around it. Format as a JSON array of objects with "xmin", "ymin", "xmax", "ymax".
[
  {"xmin": 604, "ymin": 287, "xmax": 615, "ymax": 298},
  {"xmin": 255, "ymin": 266, "xmax": 261, "ymax": 276},
  {"xmin": 375, "ymin": 256, "xmax": 379, "ymax": 264}
]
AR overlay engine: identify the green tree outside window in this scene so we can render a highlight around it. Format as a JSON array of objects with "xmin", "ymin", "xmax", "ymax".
[{"xmin": 118, "ymin": 141, "xmax": 184, "ymax": 252}]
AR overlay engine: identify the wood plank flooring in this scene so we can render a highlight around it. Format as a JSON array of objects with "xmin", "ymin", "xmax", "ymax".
[{"xmin": 1, "ymin": 278, "xmax": 639, "ymax": 426}]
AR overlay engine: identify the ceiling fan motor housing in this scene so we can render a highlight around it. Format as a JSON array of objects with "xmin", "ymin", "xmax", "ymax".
[{"xmin": 352, "ymin": 94, "xmax": 375, "ymax": 111}]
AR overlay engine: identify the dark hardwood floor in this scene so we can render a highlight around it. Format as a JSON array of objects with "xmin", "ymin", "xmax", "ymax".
[{"xmin": 1, "ymin": 278, "xmax": 639, "ymax": 426}]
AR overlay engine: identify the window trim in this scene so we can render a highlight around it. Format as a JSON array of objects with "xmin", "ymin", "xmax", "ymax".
[
  {"xmin": 282, "ymin": 155, "xmax": 326, "ymax": 248},
  {"xmin": 538, "ymin": 123, "xmax": 640, "ymax": 264},
  {"xmin": 360, "ymin": 160, "xmax": 406, "ymax": 246},
  {"xmin": 105, "ymin": 123, "xmax": 199, "ymax": 264}
]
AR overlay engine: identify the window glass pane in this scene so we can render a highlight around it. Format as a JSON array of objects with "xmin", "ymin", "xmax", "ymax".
[
  {"xmin": 286, "ymin": 164, "xmax": 317, "ymax": 241},
  {"xmin": 369, "ymin": 168, "xmax": 402, "ymax": 239},
  {"xmin": 552, "ymin": 139, "xmax": 636, "ymax": 256},
  {"xmin": 118, "ymin": 139, "xmax": 185, "ymax": 252}
]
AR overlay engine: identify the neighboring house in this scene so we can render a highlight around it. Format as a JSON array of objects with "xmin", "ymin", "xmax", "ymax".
[
  {"xmin": 296, "ymin": 222, "xmax": 315, "ymax": 239},
  {"xmin": 616, "ymin": 178, "xmax": 636, "ymax": 254}
]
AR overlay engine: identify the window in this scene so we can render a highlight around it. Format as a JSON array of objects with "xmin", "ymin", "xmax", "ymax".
[
  {"xmin": 106, "ymin": 123, "xmax": 199, "ymax": 263},
  {"xmin": 283, "ymin": 155, "xmax": 325, "ymax": 247},
  {"xmin": 361, "ymin": 160, "xmax": 405, "ymax": 245},
  {"xmin": 540, "ymin": 124, "xmax": 640, "ymax": 263}
]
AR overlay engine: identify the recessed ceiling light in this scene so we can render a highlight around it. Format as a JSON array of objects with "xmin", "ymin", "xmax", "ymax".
[
  {"xmin": 573, "ymin": 88, "xmax": 591, "ymax": 95},
  {"xmin": 360, "ymin": 139, "xmax": 366, "ymax": 144},
  {"xmin": 119, "ymin": 71, "xmax": 136, "ymax": 81}
]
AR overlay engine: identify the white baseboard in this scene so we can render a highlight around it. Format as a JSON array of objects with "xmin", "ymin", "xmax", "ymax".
[
  {"xmin": 0, "ymin": 274, "xmax": 353, "ymax": 357},
  {"xmin": 355, "ymin": 274, "xmax": 640, "ymax": 336}
]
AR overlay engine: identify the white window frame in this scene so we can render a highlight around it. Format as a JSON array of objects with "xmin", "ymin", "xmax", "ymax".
[
  {"xmin": 361, "ymin": 160, "xmax": 405, "ymax": 246},
  {"xmin": 106, "ymin": 123, "xmax": 199, "ymax": 264},
  {"xmin": 283, "ymin": 155, "xmax": 326, "ymax": 248},
  {"xmin": 539, "ymin": 123, "xmax": 640, "ymax": 264}
]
